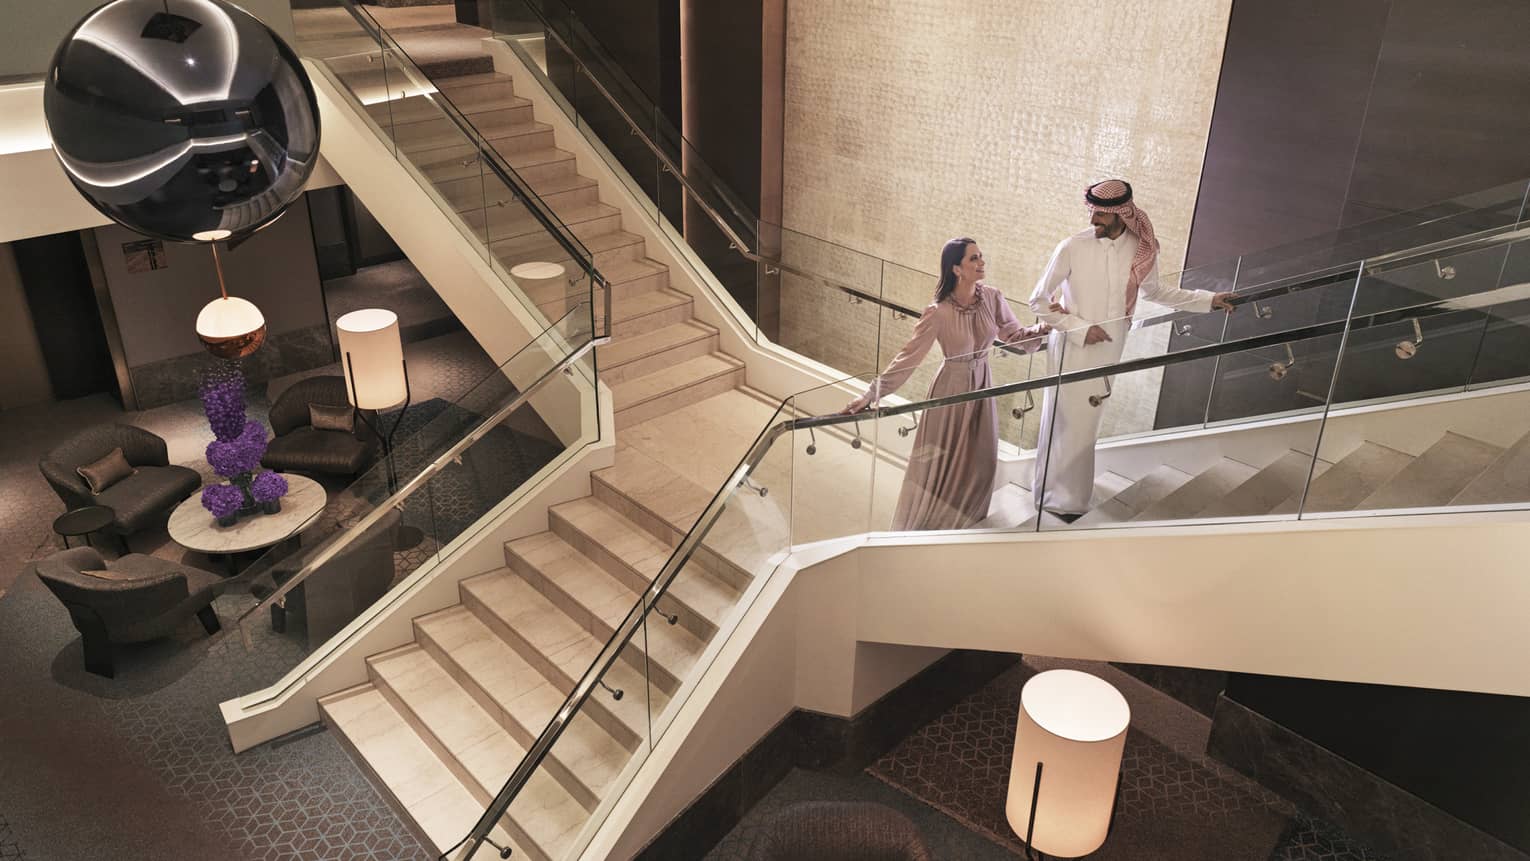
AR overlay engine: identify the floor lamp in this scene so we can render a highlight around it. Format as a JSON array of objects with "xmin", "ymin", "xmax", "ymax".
[
  {"xmin": 336, "ymin": 309, "xmax": 423, "ymax": 550},
  {"xmin": 1005, "ymin": 669, "xmax": 1130, "ymax": 859}
]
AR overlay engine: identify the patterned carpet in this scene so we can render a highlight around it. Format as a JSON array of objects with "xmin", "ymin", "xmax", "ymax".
[
  {"xmin": 0, "ymin": 325, "xmax": 564, "ymax": 859},
  {"xmin": 864, "ymin": 661, "xmax": 1389, "ymax": 861}
]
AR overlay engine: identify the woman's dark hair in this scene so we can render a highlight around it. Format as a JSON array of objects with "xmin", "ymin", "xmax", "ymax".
[{"xmin": 934, "ymin": 237, "xmax": 977, "ymax": 303}]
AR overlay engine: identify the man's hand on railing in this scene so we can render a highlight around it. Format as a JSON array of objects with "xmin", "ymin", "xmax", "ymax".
[{"xmin": 1211, "ymin": 291, "xmax": 1237, "ymax": 312}]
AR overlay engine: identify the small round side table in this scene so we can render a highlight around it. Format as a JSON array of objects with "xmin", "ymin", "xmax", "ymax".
[{"xmin": 53, "ymin": 505, "xmax": 118, "ymax": 550}]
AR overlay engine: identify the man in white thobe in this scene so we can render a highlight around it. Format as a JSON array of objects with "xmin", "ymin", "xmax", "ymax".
[{"xmin": 1028, "ymin": 179, "xmax": 1234, "ymax": 519}]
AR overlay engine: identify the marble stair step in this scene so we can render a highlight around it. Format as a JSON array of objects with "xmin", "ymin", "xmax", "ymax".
[
  {"xmin": 601, "ymin": 258, "xmax": 671, "ymax": 301},
  {"xmin": 384, "ymin": 100, "xmax": 534, "ymax": 145},
  {"xmin": 412, "ymin": 605, "xmax": 634, "ymax": 809},
  {"xmin": 1452, "ymin": 428, "xmax": 1530, "ymax": 506},
  {"xmin": 366, "ymin": 88, "xmax": 522, "ymax": 125},
  {"xmin": 1356, "ymin": 432, "xmax": 1503, "ymax": 510},
  {"xmin": 318, "ymin": 684, "xmax": 525, "ymax": 858},
  {"xmin": 406, "ymin": 119, "xmax": 554, "ymax": 160},
  {"xmin": 433, "ymin": 71, "xmax": 517, "ymax": 106},
  {"xmin": 589, "ymin": 442, "xmax": 754, "ymax": 593},
  {"xmin": 1073, "ymin": 465, "xmax": 1194, "ymax": 527},
  {"xmin": 460, "ymin": 202, "xmax": 621, "ymax": 258},
  {"xmin": 492, "ymin": 228, "xmax": 646, "ymax": 274},
  {"xmin": 608, "ymin": 288, "xmax": 694, "ymax": 337},
  {"xmin": 547, "ymin": 496, "xmax": 741, "ymax": 637},
  {"xmin": 610, "ymin": 353, "xmax": 746, "ymax": 428},
  {"xmin": 1132, "ymin": 458, "xmax": 1260, "ymax": 522},
  {"xmin": 365, "ymin": 645, "xmax": 586, "ymax": 861},
  {"xmin": 1196, "ymin": 450, "xmax": 1330, "ymax": 519},
  {"xmin": 506, "ymin": 527, "xmax": 708, "ymax": 695},
  {"xmin": 1270, "ymin": 440, "xmax": 1414, "ymax": 514},
  {"xmin": 597, "ymin": 321, "xmax": 719, "ymax": 385},
  {"xmin": 425, "ymin": 145, "xmax": 575, "ymax": 185},
  {"xmin": 460, "ymin": 570, "xmax": 667, "ymax": 734}
]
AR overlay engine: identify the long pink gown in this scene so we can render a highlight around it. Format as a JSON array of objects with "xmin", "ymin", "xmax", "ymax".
[{"xmin": 850, "ymin": 284, "xmax": 1045, "ymax": 530}]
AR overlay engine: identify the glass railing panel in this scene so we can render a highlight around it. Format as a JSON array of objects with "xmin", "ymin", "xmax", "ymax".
[
  {"xmin": 1033, "ymin": 322, "xmax": 1338, "ymax": 531},
  {"xmin": 774, "ymin": 226, "xmax": 886, "ymax": 372},
  {"xmin": 233, "ymin": 305, "xmax": 596, "ymax": 707},
  {"xmin": 786, "ymin": 379, "xmax": 880, "ymax": 544},
  {"xmin": 1312, "ymin": 242, "xmax": 1530, "ymax": 517},
  {"xmin": 1467, "ymin": 236, "xmax": 1530, "ymax": 389}
]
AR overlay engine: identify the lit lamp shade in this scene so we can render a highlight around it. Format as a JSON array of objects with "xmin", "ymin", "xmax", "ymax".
[
  {"xmin": 196, "ymin": 296, "xmax": 267, "ymax": 359},
  {"xmin": 336, "ymin": 309, "xmax": 406, "ymax": 410},
  {"xmin": 1005, "ymin": 669, "xmax": 1130, "ymax": 858}
]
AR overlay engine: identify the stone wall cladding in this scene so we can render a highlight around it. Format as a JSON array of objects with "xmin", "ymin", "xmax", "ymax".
[{"xmin": 781, "ymin": 0, "xmax": 1233, "ymax": 448}]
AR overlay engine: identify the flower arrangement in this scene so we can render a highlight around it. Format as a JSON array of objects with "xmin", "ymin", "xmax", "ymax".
[{"xmin": 198, "ymin": 364, "xmax": 288, "ymax": 525}]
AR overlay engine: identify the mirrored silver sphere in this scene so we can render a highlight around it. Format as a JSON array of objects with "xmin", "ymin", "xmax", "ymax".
[{"xmin": 43, "ymin": 0, "xmax": 321, "ymax": 243}]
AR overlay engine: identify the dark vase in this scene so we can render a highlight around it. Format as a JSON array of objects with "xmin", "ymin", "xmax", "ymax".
[
  {"xmin": 216, "ymin": 512, "xmax": 238, "ymax": 527},
  {"xmin": 261, "ymin": 499, "xmax": 281, "ymax": 515}
]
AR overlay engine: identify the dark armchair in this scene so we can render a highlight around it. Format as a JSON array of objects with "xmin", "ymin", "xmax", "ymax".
[
  {"xmin": 261, "ymin": 375, "xmax": 378, "ymax": 479},
  {"xmin": 31, "ymin": 546, "xmax": 228, "ymax": 678},
  {"xmin": 40, "ymin": 423, "xmax": 201, "ymax": 545},
  {"xmin": 741, "ymin": 802, "xmax": 932, "ymax": 861}
]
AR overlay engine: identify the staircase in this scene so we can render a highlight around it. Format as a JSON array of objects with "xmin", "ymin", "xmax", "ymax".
[
  {"xmin": 298, "ymin": 9, "xmax": 773, "ymax": 856},
  {"xmin": 987, "ymin": 426, "xmax": 1530, "ymax": 530}
]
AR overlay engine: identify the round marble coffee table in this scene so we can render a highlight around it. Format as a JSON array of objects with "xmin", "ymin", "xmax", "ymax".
[{"xmin": 168, "ymin": 474, "xmax": 327, "ymax": 574}]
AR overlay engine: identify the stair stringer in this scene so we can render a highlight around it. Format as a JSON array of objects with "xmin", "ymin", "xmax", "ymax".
[{"xmin": 579, "ymin": 512, "xmax": 1530, "ymax": 859}]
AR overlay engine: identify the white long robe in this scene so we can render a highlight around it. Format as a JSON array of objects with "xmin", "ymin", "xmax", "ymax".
[{"xmin": 1028, "ymin": 228, "xmax": 1216, "ymax": 514}]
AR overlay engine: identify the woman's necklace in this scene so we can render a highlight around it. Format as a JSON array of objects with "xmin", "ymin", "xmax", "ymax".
[{"xmin": 949, "ymin": 283, "xmax": 982, "ymax": 312}]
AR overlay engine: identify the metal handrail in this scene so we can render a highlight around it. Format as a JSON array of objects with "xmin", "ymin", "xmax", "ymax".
[
  {"xmin": 334, "ymin": 0, "xmax": 611, "ymax": 312},
  {"xmin": 234, "ymin": 334, "xmax": 604, "ymax": 641},
  {"xmin": 455, "ymin": 255, "xmax": 1530, "ymax": 857}
]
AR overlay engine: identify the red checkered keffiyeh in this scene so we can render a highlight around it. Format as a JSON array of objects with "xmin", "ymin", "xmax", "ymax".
[{"xmin": 1084, "ymin": 179, "xmax": 1157, "ymax": 316}]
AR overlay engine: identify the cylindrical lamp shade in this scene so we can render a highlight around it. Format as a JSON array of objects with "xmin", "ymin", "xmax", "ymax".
[
  {"xmin": 196, "ymin": 296, "xmax": 267, "ymax": 359},
  {"xmin": 336, "ymin": 309, "xmax": 406, "ymax": 410},
  {"xmin": 1005, "ymin": 669, "xmax": 1130, "ymax": 858},
  {"xmin": 509, "ymin": 261, "xmax": 567, "ymax": 299}
]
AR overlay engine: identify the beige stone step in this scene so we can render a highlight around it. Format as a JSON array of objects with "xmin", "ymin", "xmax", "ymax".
[
  {"xmin": 1073, "ymin": 465, "xmax": 1194, "ymax": 526},
  {"xmin": 609, "ymin": 288, "xmax": 694, "ymax": 337},
  {"xmin": 983, "ymin": 472, "xmax": 1133, "ymax": 530},
  {"xmin": 1357, "ymin": 432, "xmax": 1503, "ymax": 510},
  {"xmin": 506, "ymin": 526, "xmax": 708, "ymax": 694},
  {"xmin": 1271, "ymin": 440, "xmax": 1413, "ymax": 514},
  {"xmin": 426, "ymin": 146, "xmax": 575, "ymax": 185},
  {"xmin": 1196, "ymin": 450, "xmax": 1330, "ymax": 519},
  {"xmin": 601, "ymin": 258, "xmax": 671, "ymax": 301},
  {"xmin": 1452, "ymin": 428, "xmax": 1530, "ymax": 506},
  {"xmin": 367, "ymin": 89, "xmax": 522, "ymax": 125},
  {"xmin": 406, "ymin": 120, "xmax": 555, "ymax": 161},
  {"xmin": 366, "ymin": 646, "xmax": 585, "ymax": 861},
  {"xmin": 492, "ymin": 228, "xmax": 646, "ymax": 275},
  {"xmin": 1132, "ymin": 458, "xmax": 1260, "ymax": 522},
  {"xmin": 598, "ymin": 321, "xmax": 718, "ymax": 384},
  {"xmin": 318, "ymin": 684, "xmax": 525, "ymax": 857},
  {"xmin": 590, "ymin": 442, "xmax": 754, "ymax": 592},
  {"xmin": 416, "ymin": 605, "xmax": 646, "ymax": 776},
  {"xmin": 462, "ymin": 201, "xmax": 621, "ymax": 246},
  {"xmin": 460, "ymin": 570, "xmax": 664, "ymax": 734},
  {"xmin": 434, "ymin": 71, "xmax": 517, "ymax": 106},
  {"xmin": 611, "ymin": 353, "xmax": 745, "ymax": 428},
  {"xmin": 547, "ymin": 496, "xmax": 741, "ymax": 638},
  {"xmin": 385, "ymin": 100, "xmax": 535, "ymax": 147}
]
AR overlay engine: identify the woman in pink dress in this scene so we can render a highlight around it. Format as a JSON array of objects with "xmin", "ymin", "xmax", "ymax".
[{"xmin": 844, "ymin": 238, "xmax": 1048, "ymax": 530}]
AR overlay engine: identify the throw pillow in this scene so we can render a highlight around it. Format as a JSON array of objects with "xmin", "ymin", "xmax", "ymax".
[
  {"xmin": 79, "ymin": 568, "xmax": 142, "ymax": 582},
  {"xmin": 76, "ymin": 447, "xmax": 135, "ymax": 494},
  {"xmin": 309, "ymin": 403, "xmax": 355, "ymax": 433}
]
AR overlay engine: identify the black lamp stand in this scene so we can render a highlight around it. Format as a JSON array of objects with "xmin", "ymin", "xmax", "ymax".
[
  {"xmin": 345, "ymin": 352, "xmax": 424, "ymax": 551},
  {"xmin": 1018, "ymin": 760, "xmax": 1124, "ymax": 861}
]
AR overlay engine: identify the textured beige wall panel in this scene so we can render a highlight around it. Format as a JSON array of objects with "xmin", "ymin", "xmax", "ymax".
[{"xmin": 781, "ymin": 0, "xmax": 1233, "ymax": 446}]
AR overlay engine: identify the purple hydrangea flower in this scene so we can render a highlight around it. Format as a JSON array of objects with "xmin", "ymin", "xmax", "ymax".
[
  {"xmin": 201, "ymin": 483, "xmax": 245, "ymax": 519},
  {"xmin": 199, "ymin": 366, "xmax": 247, "ymax": 442},
  {"xmin": 249, "ymin": 470, "xmax": 289, "ymax": 503},
  {"xmin": 206, "ymin": 420, "xmax": 269, "ymax": 477}
]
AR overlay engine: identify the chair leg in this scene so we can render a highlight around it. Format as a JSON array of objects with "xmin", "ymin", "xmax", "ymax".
[
  {"xmin": 65, "ymin": 604, "xmax": 114, "ymax": 678},
  {"xmin": 80, "ymin": 624, "xmax": 115, "ymax": 678},
  {"xmin": 196, "ymin": 604, "xmax": 221, "ymax": 636}
]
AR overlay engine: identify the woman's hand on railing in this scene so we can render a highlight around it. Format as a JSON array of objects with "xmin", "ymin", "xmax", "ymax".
[{"xmin": 839, "ymin": 397, "xmax": 871, "ymax": 416}]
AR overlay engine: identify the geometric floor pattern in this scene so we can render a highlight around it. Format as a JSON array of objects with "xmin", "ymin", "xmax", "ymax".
[{"xmin": 864, "ymin": 661, "xmax": 1390, "ymax": 861}]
